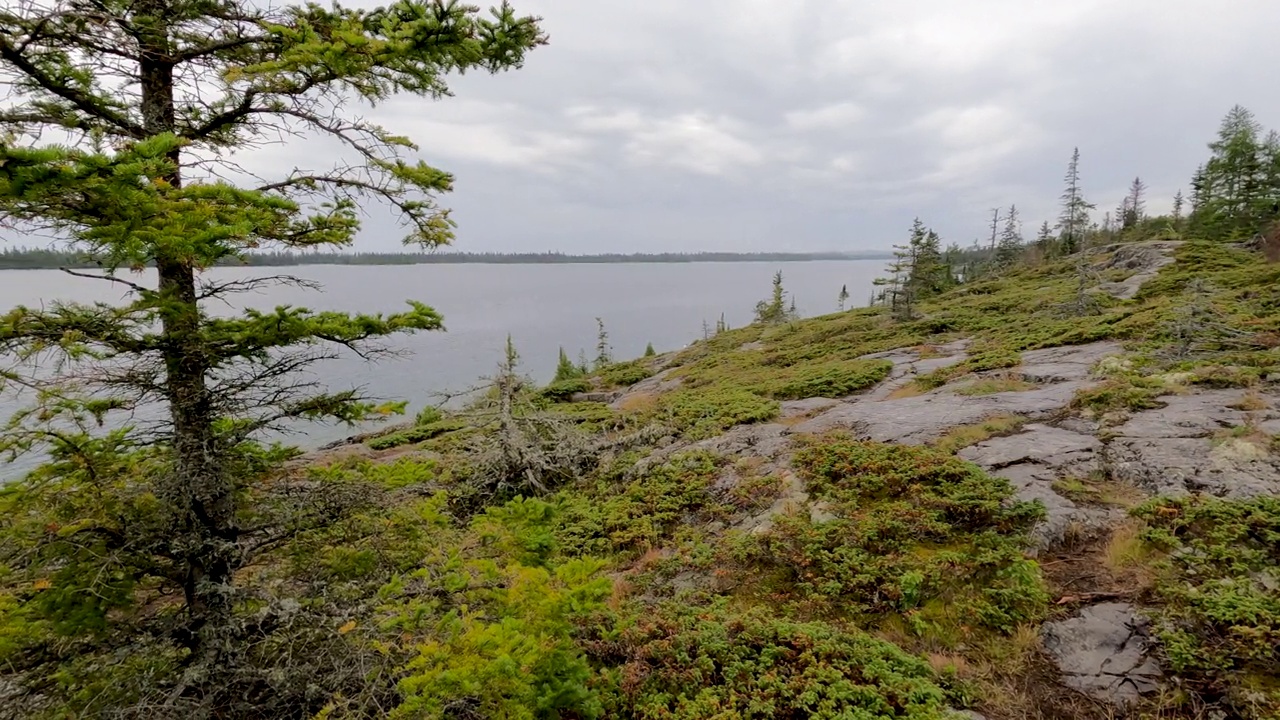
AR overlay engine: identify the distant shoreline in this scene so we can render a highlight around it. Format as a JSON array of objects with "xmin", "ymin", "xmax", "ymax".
[{"xmin": 0, "ymin": 250, "xmax": 892, "ymax": 270}]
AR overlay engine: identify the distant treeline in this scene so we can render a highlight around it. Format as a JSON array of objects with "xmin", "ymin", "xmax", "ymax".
[{"xmin": 0, "ymin": 247, "xmax": 892, "ymax": 270}]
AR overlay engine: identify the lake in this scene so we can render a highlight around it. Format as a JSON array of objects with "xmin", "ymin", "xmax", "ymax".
[{"xmin": 0, "ymin": 260, "xmax": 883, "ymax": 477}]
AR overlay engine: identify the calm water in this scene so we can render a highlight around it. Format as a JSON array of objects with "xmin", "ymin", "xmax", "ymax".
[{"xmin": 0, "ymin": 261, "xmax": 881, "ymax": 477}]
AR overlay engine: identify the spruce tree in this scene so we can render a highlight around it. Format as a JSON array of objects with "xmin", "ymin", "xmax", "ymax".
[
  {"xmin": 1190, "ymin": 105, "xmax": 1280, "ymax": 237},
  {"xmin": 994, "ymin": 205, "xmax": 1023, "ymax": 267},
  {"xmin": 594, "ymin": 317, "xmax": 612, "ymax": 368},
  {"xmin": 0, "ymin": 0, "xmax": 545, "ymax": 667},
  {"xmin": 644, "ymin": 342, "xmax": 656, "ymax": 357},
  {"xmin": 554, "ymin": 346, "xmax": 582, "ymax": 382},
  {"xmin": 1056, "ymin": 147, "xmax": 1095, "ymax": 254},
  {"xmin": 837, "ymin": 284, "xmax": 850, "ymax": 311},
  {"xmin": 754, "ymin": 270, "xmax": 796, "ymax": 324},
  {"xmin": 1173, "ymin": 189, "xmax": 1185, "ymax": 223},
  {"xmin": 1125, "ymin": 176, "xmax": 1147, "ymax": 228}
]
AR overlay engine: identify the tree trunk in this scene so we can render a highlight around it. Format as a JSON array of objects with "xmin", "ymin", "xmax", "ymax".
[{"xmin": 138, "ymin": 0, "xmax": 239, "ymax": 643}]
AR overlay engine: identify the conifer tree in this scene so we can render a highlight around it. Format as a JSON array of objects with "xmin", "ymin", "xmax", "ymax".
[
  {"xmin": 554, "ymin": 346, "xmax": 582, "ymax": 382},
  {"xmin": 0, "ymin": 0, "xmax": 546, "ymax": 711},
  {"xmin": 754, "ymin": 270, "xmax": 796, "ymax": 324},
  {"xmin": 594, "ymin": 317, "xmax": 612, "ymax": 368},
  {"xmin": 1124, "ymin": 176, "xmax": 1147, "ymax": 228},
  {"xmin": 644, "ymin": 342, "xmax": 656, "ymax": 357},
  {"xmin": 0, "ymin": 0, "xmax": 545, "ymax": 660},
  {"xmin": 1190, "ymin": 105, "xmax": 1280, "ymax": 237},
  {"xmin": 994, "ymin": 205, "xmax": 1024, "ymax": 267},
  {"xmin": 837, "ymin": 284, "xmax": 850, "ymax": 311},
  {"xmin": 1035, "ymin": 221, "xmax": 1056, "ymax": 252},
  {"xmin": 1056, "ymin": 147, "xmax": 1095, "ymax": 254},
  {"xmin": 1173, "ymin": 189, "xmax": 1185, "ymax": 223}
]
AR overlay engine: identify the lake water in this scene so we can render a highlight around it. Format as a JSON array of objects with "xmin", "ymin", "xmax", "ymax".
[{"xmin": 0, "ymin": 261, "xmax": 882, "ymax": 478}]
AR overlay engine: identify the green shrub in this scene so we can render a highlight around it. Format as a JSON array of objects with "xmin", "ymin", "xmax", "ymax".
[
  {"xmin": 770, "ymin": 358, "xmax": 893, "ymax": 400},
  {"xmin": 367, "ymin": 420, "xmax": 467, "ymax": 450},
  {"xmin": 735, "ymin": 439, "xmax": 1046, "ymax": 633},
  {"xmin": 597, "ymin": 360, "xmax": 653, "ymax": 388},
  {"xmin": 413, "ymin": 405, "xmax": 444, "ymax": 426},
  {"xmin": 556, "ymin": 453, "xmax": 725, "ymax": 559},
  {"xmin": 1070, "ymin": 378, "xmax": 1166, "ymax": 414},
  {"xmin": 540, "ymin": 377, "xmax": 591, "ymax": 402},
  {"xmin": 1186, "ymin": 363, "xmax": 1261, "ymax": 388},
  {"xmin": 1133, "ymin": 496, "xmax": 1280, "ymax": 718},
  {"xmin": 601, "ymin": 601, "xmax": 952, "ymax": 719},
  {"xmin": 659, "ymin": 388, "xmax": 779, "ymax": 440}
]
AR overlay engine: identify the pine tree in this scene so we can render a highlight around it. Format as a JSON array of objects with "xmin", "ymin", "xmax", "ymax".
[
  {"xmin": 994, "ymin": 205, "xmax": 1023, "ymax": 267},
  {"xmin": 0, "ymin": 0, "xmax": 545, "ymax": 671},
  {"xmin": 837, "ymin": 284, "xmax": 850, "ymax": 311},
  {"xmin": 1173, "ymin": 189, "xmax": 1185, "ymax": 223},
  {"xmin": 717, "ymin": 313, "xmax": 729, "ymax": 333},
  {"xmin": 644, "ymin": 342, "xmax": 656, "ymax": 357},
  {"xmin": 1056, "ymin": 147, "xmax": 1095, "ymax": 254}
]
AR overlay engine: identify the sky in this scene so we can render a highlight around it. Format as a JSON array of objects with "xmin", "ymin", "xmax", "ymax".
[{"xmin": 247, "ymin": 1, "xmax": 1280, "ymax": 253}]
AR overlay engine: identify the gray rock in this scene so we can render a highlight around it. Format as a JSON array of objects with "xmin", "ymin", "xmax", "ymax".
[
  {"xmin": 959, "ymin": 424, "xmax": 1100, "ymax": 470},
  {"xmin": 1109, "ymin": 390, "xmax": 1258, "ymax": 439},
  {"xmin": 1015, "ymin": 341, "xmax": 1125, "ymax": 383},
  {"xmin": 994, "ymin": 463, "xmax": 1114, "ymax": 549},
  {"xmin": 571, "ymin": 391, "xmax": 622, "ymax": 404},
  {"xmin": 790, "ymin": 382, "xmax": 1084, "ymax": 443},
  {"xmin": 1093, "ymin": 241, "xmax": 1182, "ymax": 300},
  {"xmin": 1105, "ymin": 436, "xmax": 1280, "ymax": 498},
  {"xmin": 1041, "ymin": 603, "xmax": 1163, "ymax": 706},
  {"xmin": 779, "ymin": 397, "xmax": 841, "ymax": 418},
  {"xmin": 609, "ymin": 367, "xmax": 683, "ymax": 409}
]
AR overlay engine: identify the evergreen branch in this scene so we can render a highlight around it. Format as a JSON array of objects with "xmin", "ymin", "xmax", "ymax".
[
  {"xmin": 0, "ymin": 32, "xmax": 143, "ymax": 136},
  {"xmin": 59, "ymin": 266, "xmax": 150, "ymax": 294}
]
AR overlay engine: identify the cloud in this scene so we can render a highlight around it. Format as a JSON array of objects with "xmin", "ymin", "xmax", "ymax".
[
  {"xmin": 570, "ymin": 107, "xmax": 764, "ymax": 176},
  {"xmin": 233, "ymin": 0, "xmax": 1280, "ymax": 253}
]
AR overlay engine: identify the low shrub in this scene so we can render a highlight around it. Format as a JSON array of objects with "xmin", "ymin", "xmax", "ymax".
[
  {"xmin": 600, "ymin": 601, "xmax": 954, "ymax": 719},
  {"xmin": 1133, "ymin": 496, "xmax": 1280, "ymax": 718},
  {"xmin": 734, "ymin": 439, "xmax": 1047, "ymax": 633}
]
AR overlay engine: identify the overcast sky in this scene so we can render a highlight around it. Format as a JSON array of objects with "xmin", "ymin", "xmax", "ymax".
[{"xmin": 264, "ymin": 0, "xmax": 1280, "ymax": 254}]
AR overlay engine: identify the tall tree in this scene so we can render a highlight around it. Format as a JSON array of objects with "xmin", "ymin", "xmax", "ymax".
[
  {"xmin": 1123, "ymin": 176, "xmax": 1147, "ymax": 228},
  {"xmin": 754, "ymin": 270, "xmax": 797, "ymax": 324},
  {"xmin": 1173, "ymin": 189, "xmax": 1185, "ymax": 223},
  {"xmin": 1190, "ymin": 105, "xmax": 1279, "ymax": 237},
  {"xmin": 1056, "ymin": 147, "xmax": 1095, "ymax": 254},
  {"xmin": 837, "ymin": 284, "xmax": 850, "ymax": 311},
  {"xmin": 0, "ymin": 0, "xmax": 545, "ymax": 669}
]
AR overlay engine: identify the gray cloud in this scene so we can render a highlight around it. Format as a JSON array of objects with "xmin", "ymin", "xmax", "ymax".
[{"xmin": 250, "ymin": 0, "xmax": 1280, "ymax": 252}]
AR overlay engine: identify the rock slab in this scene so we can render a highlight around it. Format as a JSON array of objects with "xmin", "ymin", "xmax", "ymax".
[{"xmin": 1041, "ymin": 603, "xmax": 1162, "ymax": 706}]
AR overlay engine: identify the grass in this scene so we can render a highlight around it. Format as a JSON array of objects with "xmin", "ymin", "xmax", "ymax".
[
  {"xmin": 1051, "ymin": 474, "xmax": 1148, "ymax": 508},
  {"xmin": 954, "ymin": 375, "xmax": 1039, "ymax": 396},
  {"xmin": 931, "ymin": 414, "xmax": 1027, "ymax": 454}
]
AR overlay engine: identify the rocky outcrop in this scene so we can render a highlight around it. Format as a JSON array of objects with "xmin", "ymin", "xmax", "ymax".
[
  {"xmin": 960, "ymin": 424, "xmax": 1112, "ymax": 548},
  {"xmin": 1041, "ymin": 603, "xmax": 1163, "ymax": 705},
  {"xmin": 1103, "ymin": 389, "xmax": 1280, "ymax": 498},
  {"xmin": 1095, "ymin": 241, "xmax": 1182, "ymax": 300}
]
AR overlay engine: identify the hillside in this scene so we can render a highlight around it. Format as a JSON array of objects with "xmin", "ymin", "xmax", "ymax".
[{"xmin": 25, "ymin": 236, "xmax": 1265, "ymax": 719}]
